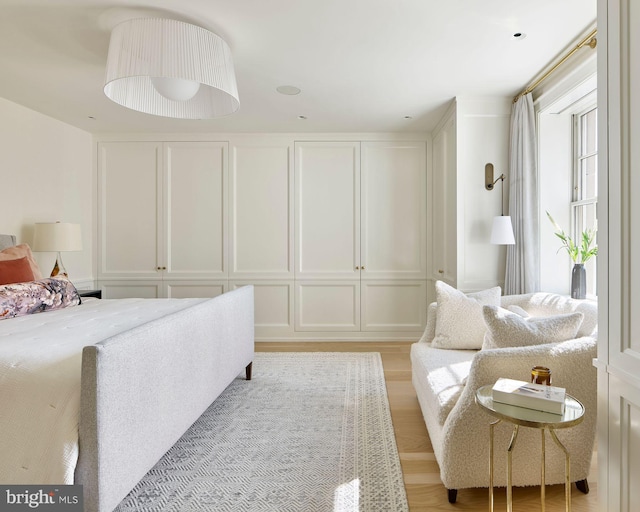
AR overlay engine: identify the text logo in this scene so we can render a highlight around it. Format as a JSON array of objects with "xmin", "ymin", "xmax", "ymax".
[{"xmin": 0, "ymin": 486, "xmax": 83, "ymax": 511}]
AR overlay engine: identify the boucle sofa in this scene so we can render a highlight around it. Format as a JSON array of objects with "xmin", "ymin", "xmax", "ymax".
[{"xmin": 411, "ymin": 283, "xmax": 597, "ymax": 503}]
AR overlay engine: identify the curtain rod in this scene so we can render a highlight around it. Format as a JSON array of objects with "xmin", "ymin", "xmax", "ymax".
[{"xmin": 513, "ymin": 28, "xmax": 598, "ymax": 104}]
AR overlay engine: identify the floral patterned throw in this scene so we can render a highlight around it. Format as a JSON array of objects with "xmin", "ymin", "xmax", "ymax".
[{"xmin": 0, "ymin": 278, "xmax": 81, "ymax": 320}]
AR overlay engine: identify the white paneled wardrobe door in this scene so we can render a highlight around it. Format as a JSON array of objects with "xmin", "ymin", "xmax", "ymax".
[
  {"xmin": 229, "ymin": 141, "xmax": 295, "ymax": 337},
  {"xmin": 230, "ymin": 143, "xmax": 293, "ymax": 278},
  {"xmin": 295, "ymin": 280, "xmax": 360, "ymax": 332},
  {"xmin": 360, "ymin": 141, "xmax": 427, "ymax": 279},
  {"xmin": 361, "ymin": 280, "xmax": 427, "ymax": 332},
  {"xmin": 231, "ymin": 281, "xmax": 294, "ymax": 337},
  {"xmin": 164, "ymin": 141, "xmax": 228, "ymax": 279},
  {"xmin": 101, "ymin": 281, "xmax": 162, "ymax": 299},
  {"xmin": 165, "ymin": 281, "xmax": 227, "ymax": 299},
  {"xmin": 98, "ymin": 142, "xmax": 162, "ymax": 278},
  {"xmin": 294, "ymin": 141, "xmax": 361, "ymax": 279},
  {"xmin": 431, "ymin": 115, "xmax": 457, "ymax": 284}
]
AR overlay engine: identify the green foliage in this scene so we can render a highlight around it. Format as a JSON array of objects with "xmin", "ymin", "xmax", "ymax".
[{"xmin": 546, "ymin": 211, "xmax": 598, "ymax": 264}]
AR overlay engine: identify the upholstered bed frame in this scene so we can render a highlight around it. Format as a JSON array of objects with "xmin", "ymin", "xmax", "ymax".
[
  {"xmin": 0, "ymin": 235, "xmax": 255, "ymax": 512},
  {"xmin": 0, "ymin": 234, "xmax": 17, "ymax": 250}
]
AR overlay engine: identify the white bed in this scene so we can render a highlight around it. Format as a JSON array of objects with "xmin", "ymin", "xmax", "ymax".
[
  {"xmin": 0, "ymin": 296, "xmax": 208, "ymax": 484},
  {"xmin": 0, "ymin": 234, "xmax": 255, "ymax": 512}
]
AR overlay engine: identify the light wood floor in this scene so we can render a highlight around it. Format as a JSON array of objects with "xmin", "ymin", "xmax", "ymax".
[{"xmin": 256, "ymin": 341, "xmax": 598, "ymax": 512}]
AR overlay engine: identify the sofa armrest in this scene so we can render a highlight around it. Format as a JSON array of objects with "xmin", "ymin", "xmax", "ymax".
[
  {"xmin": 461, "ymin": 337, "xmax": 596, "ymax": 401},
  {"xmin": 418, "ymin": 302, "xmax": 437, "ymax": 344},
  {"xmin": 436, "ymin": 337, "xmax": 597, "ymax": 489}
]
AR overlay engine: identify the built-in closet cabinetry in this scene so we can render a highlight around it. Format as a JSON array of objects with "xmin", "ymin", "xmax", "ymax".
[
  {"xmin": 97, "ymin": 141, "xmax": 228, "ymax": 299},
  {"xmin": 428, "ymin": 97, "xmax": 511, "ymax": 302},
  {"xmin": 294, "ymin": 141, "xmax": 427, "ymax": 333},
  {"xmin": 96, "ymin": 136, "xmax": 427, "ymax": 340},
  {"xmin": 228, "ymin": 140, "xmax": 294, "ymax": 338},
  {"xmin": 431, "ymin": 114, "xmax": 457, "ymax": 291}
]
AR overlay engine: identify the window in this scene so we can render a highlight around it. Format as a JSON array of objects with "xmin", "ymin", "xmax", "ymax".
[
  {"xmin": 536, "ymin": 65, "xmax": 597, "ymax": 295},
  {"xmin": 572, "ymin": 105, "xmax": 597, "ymax": 295}
]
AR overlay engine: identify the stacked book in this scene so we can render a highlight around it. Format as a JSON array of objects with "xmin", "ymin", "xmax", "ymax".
[{"xmin": 492, "ymin": 378, "xmax": 566, "ymax": 414}]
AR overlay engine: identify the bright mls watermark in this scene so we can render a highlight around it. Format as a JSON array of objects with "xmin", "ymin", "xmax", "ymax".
[{"xmin": 0, "ymin": 486, "xmax": 83, "ymax": 511}]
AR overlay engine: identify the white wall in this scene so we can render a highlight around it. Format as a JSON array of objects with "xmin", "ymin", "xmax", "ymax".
[
  {"xmin": 427, "ymin": 96, "xmax": 511, "ymax": 301},
  {"xmin": 456, "ymin": 96, "xmax": 512, "ymax": 292},
  {"xmin": 0, "ymin": 98, "xmax": 94, "ymax": 286}
]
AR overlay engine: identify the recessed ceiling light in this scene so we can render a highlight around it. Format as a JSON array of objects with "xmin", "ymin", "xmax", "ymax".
[
  {"xmin": 404, "ymin": 115, "xmax": 413, "ymax": 120},
  {"xmin": 298, "ymin": 115, "xmax": 307, "ymax": 120},
  {"xmin": 277, "ymin": 85, "xmax": 301, "ymax": 95},
  {"xmin": 512, "ymin": 32, "xmax": 527, "ymax": 40},
  {"xmin": 88, "ymin": 116, "xmax": 96, "ymax": 120}
]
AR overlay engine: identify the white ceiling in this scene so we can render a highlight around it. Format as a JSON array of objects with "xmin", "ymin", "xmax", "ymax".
[{"xmin": 0, "ymin": 0, "xmax": 596, "ymax": 134}]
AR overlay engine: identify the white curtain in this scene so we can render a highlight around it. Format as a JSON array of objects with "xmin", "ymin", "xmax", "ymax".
[{"xmin": 505, "ymin": 93, "xmax": 539, "ymax": 294}]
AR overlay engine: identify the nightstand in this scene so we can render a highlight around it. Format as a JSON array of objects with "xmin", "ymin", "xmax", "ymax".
[{"xmin": 78, "ymin": 289, "xmax": 102, "ymax": 299}]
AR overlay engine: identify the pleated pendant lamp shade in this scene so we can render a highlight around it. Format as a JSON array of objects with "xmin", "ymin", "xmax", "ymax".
[{"xmin": 104, "ymin": 18, "xmax": 240, "ymax": 119}]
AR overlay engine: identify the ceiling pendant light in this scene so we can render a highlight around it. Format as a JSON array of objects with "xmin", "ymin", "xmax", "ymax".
[
  {"xmin": 104, "ymin": 18, "xmax": 240, "ymax": 119},
  {"xmin": 150, "ymin": 77, "xmax": 201, "ymax": 102}
]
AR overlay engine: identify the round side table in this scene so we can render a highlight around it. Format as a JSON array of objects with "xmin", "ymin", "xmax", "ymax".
[{"xmin": 475, "ymin": 384, "xmax": 585, "ymax": 512}]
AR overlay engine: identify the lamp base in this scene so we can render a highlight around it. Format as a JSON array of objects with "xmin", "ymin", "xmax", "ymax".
[{"xmin": 50, "ymin": 252, "xmax": 69, "ymax": 278}]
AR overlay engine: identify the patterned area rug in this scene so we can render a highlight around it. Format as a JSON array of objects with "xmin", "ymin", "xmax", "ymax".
[{"xmin": 115, "ymin": 352, "xmax": 408, "ymax": 512}]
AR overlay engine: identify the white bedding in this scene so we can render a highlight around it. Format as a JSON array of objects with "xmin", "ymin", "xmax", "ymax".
[{"xmin": 0, "ymin": 297, "xmax": 206, "ymax": 485}]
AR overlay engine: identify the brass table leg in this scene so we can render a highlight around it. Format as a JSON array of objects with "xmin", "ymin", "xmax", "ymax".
[
  {"xmin": 489, "ymin": 419, "xmax": 501, "ymax": 512},
  {"xmin": 506, "ymin": 424, "xmax": 520, "ymax": 512},
  {"xmin": 541, "ymin": 429, "xmax": 546, "ymax": 512},
  {"xmin": 549, "ymin": 429, "xmax": 572, "ymax": 512}
]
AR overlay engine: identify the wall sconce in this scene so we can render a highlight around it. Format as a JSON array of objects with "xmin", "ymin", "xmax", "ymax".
[
  {"xmin": 485, "ymin": 163, "xmax": 504, "ymax": 191},
  {"xmin": 485, "ymin": 163, "xmax": 515, "ymax": 245}
]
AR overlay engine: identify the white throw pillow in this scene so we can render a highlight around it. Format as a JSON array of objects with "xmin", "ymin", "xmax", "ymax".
[
  {"xmin": 482, "ymin": 305, "xmax": 584, "ymax": 350},
  {"xmin": 506, "ymin": 304, "xmax": 530, "ymax": 318},
  {"xmin": 431, "ymin": 281, "xmax": 501, "ymax": 350}
]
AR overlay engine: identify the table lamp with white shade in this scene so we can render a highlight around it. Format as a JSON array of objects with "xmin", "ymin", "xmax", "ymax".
[{"xmin": 32, "ymin": 222, "xmax": 82, "ymax": 278}]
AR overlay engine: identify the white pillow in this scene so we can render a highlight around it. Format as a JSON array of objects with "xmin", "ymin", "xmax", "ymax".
[
  {"xmin": 482, "ymin": 305, "xmax": 584, "ymax": 350},
  {"xmin": 431, "ymin": 281, "xmax": 501, "ymax": 350},
  {"xmin": 506, "ymin": 304, "xmax": 530, "ymax": 318}
]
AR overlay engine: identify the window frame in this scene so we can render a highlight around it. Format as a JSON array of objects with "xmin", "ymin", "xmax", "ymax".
[{"xmin": 570, "ymin": 98, "xmax": 598, "ymax": 296}]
